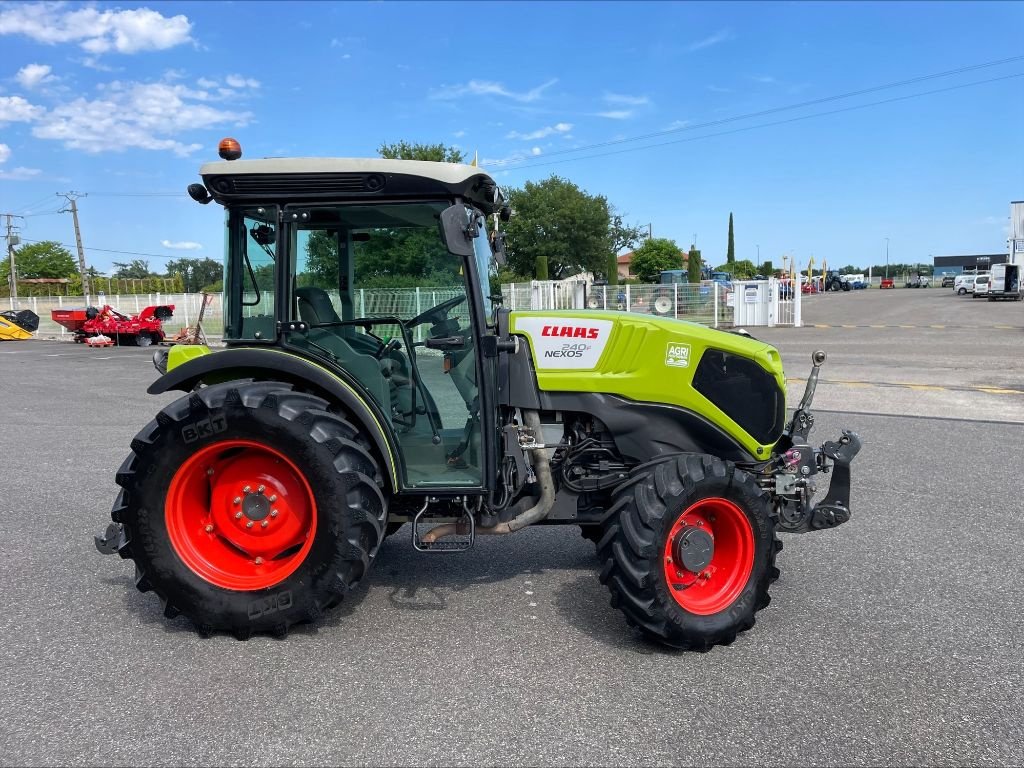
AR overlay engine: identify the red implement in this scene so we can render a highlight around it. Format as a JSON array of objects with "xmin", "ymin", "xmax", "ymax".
[{"xmin": 51, "ymin": 304, "xmax": 174, "ymax": 346}]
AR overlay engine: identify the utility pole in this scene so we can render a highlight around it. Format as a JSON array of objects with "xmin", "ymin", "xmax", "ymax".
[
  {"xmin": 3, "ymin": 213, "xmax": 24, "ymax": 305},
  {"xmin": 59, "ymin": 192, "xmax": 90, "ymax": 299}
]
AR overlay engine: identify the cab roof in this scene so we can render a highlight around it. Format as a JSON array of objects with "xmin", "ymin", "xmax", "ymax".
[{"xmin": 198, "ymin": 158, "xmax": 504, "ymax": 212}]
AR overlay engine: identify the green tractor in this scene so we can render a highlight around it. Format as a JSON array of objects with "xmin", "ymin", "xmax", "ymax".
[{"xmin": 96, "ymin": 142, "xmax": 861, "ymax": 649}]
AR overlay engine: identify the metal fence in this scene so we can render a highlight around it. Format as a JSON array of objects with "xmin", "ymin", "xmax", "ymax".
[{"xmin": 12, "ymin": 278, "xmax": 799, "ymax": 340}]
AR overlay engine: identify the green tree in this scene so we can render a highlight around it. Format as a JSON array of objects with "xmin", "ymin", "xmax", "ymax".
[
  {"xmin": 758, "ymin": 260, "xmax": 774, "ymax": 277},
  {"xmin": 112, "ymin": 259, "xmax": 154, "ymax": 279},
  {"xmin": 0, "ymin": 241, "xmax": 77, "ymax": 280},
  {"xmin": 166, "ymin": 257, "xmax": 222, "ymax": 292},
  {"xmin": 717, "ymin": 258, "xmax": 756, "ymax": 279},
  {"xmin": 504, "ymin": 176, "xmax": 612, "ymax": 280},
  {"xmin": 687, "ymin": 245, "xmax": 702, "ymax": 283},
  {"xmin": 608, "ymin": 213, "xmax": 647, "ymax": 287},
  {"xmin": 726, "ymin": 213, "xmax": 735, "ymax": 264},
  {"xmin": 630, "ymin": 237, "xmax": 683, "ymax": 283},
  {"xmin": 378, "ymin": 141, "xmax": 465, "ymax": 163}
]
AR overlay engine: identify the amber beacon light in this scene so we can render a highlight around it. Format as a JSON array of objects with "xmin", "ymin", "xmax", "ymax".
[{"xmin": 218, "ymin": 137, "xmax": 242, "ymax": 161}]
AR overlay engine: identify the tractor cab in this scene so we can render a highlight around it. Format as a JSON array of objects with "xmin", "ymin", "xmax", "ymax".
[{"xmin": 194, "ymin": 152, "xmax": 508, "ymax": 491}]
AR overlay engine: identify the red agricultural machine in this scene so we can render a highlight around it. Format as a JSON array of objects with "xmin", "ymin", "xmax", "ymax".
[{"xmin": 51, "ymin": 304, "xmax": 175, "ymax": 346}]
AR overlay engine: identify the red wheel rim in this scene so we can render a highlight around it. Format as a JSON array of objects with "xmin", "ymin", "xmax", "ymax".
[
  {"xmin": 165, "ymin": 440, "xmax": 317, "ymax": 591},
  {"xmin": 662, "ymin": 497, "xmax": 755, "ymax": 615}
]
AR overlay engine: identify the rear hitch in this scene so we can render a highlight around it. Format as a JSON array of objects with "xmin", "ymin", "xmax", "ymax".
[{"xmin": 94, "ymin": 522, "xmax": 126, "ymax": 555}]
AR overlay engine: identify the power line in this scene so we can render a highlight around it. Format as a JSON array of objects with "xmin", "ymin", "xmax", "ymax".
[
  {"xmin": 487, "ymin": 53, "xmax": 1024, "ymax": 168},
  {"xmin": 497, "ymin": 70, "xmax": 1024, "ymax": 171},
  {"xmin": 20, "ymin": 238, "xmax": 184, "ymax": 261}
]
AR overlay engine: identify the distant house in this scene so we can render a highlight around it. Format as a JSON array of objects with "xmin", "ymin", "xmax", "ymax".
[{"xmin": 616, "ymin": 252, "xmax": 634, "ymax": 279}]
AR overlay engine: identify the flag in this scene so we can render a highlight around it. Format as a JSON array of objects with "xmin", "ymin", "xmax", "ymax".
[{"xmin": 470, "ymin": 150, "xmax": 478, "ymax": 167}]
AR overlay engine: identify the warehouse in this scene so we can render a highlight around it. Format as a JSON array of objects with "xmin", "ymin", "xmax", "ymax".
[{"xmin": 932, "ymin": 253, "xmax": 1008, "ymax": 276}]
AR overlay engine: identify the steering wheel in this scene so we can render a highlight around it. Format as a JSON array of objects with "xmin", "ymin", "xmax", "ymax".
[{"xmin": 406, "ymin": 295, "xmax": 466, "ymax": 329}]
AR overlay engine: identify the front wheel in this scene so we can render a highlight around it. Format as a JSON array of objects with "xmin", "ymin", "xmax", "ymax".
[
  {"xmin": 598, "ymin": 454, "xmax": 778, "ymax": 649},
  {"xmin": 110, "ymin": 380, "xmax": 387, "ymax": 638},
  {"xmin": 958, "ymin": 288, "xmax": 967, "ymax": 295}
]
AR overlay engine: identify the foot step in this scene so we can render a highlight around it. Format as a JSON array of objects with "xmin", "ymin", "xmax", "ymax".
[{"xmin": 412, "ymin": 502, "xmax": 475, "ymax": 553}]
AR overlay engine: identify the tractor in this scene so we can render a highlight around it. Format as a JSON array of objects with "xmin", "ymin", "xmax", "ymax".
[{"xmin": 95, "ymin": 139, "xmax": 861, "ymax": 649}]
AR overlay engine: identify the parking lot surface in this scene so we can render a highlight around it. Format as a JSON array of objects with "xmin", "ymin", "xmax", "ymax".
[{"xmin": 1, "ymin": 287, "xmax": 1022, "ymax": 766}]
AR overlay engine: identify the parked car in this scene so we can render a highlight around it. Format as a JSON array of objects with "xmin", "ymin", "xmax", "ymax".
[
  {"xmin": 955, "ymin": 275, "xmax": 979, "ymax": 295},
  {"xmin": 972, "ymin": 274, "xmax": 991, "ymax": 298},
  {"xmin": 940, "ymin": 274, "xmax": 956, "ymax": 287},
  {"xmin": 905, "ymin": 273, "xmax": 930, "ymax": 288}
]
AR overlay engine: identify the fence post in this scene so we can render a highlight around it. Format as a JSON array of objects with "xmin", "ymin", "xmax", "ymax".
[
  {"xmin": 673, "ymin": 283, "xmax": 679, "ymax": 320},
  {"xmin": 794, "ymin": 279, "xmax": 803, "ymax": 327},
  {"xmin": 768, "ymin": 278, "xmax": 777, "ymax": 327},
  {"xmin": 602, "ymin": 285, "xmax": 607, "ymax": 310},
  {"xmin": 713, "ymin": 285, "xmax": 719, "ymax": 328},
  {"xmin": 625, "ymin": 285, "xmax": 631, "ymax": 313}
]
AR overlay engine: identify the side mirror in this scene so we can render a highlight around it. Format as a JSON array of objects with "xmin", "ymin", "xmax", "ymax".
[
  {"xmin": 439, "ymin": 204, "xmax": 476, "ymax": 258},
  {"xmin": 491, "ymin": 231, "xmax": 508, "ymax": 267}
]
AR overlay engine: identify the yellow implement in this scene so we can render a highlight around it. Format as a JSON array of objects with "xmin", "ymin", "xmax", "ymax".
[{"xmin": 0, "ymin": 309, "xmax": 38, "ymax": 340}]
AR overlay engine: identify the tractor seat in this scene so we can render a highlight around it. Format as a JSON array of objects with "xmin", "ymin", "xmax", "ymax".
[{"xmin": 295, "ymin": 287, "xmax": 343, "ymax": 326}]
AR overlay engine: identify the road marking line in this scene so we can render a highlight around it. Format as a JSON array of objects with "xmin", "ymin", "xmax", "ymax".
[
  {"xmin": 929, "ymin": 324, "xmax": 946, "ymax": 329},
  {"xmin": 787, "ymin": 378, "xmax": 1024, "ymax": 395}
]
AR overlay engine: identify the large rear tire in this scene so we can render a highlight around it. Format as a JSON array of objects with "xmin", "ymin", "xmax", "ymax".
[
  {"xmin": 111, "ymin": 380, "xmax": 387, "ymax": 638},
  {"xmin": 598, "ymin": 454, "xmax": 778, "ymax": 650}
]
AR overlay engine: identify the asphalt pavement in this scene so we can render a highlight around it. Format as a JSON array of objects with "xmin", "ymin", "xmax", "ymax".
[{"xmin": 1, "ymin": 288, "xmax": 1022, "ymax": 766}]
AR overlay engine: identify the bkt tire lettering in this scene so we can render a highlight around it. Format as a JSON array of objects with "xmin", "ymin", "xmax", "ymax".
[{"xmin": 181, "ymin": 414, "xmax": 228, "ymax": 444}]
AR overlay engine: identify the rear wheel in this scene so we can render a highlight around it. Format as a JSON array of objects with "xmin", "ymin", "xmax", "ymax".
[
  {"xmin": 652, "ymin": 291, "xmax": 673, "ymax": 316},
  {"xmin": 111, "ymin": 380, "xmax": 387, "ymax": 638},
  {"xmin": 598, "ymin": 454, "xmax": 778, "ymax": 649}
]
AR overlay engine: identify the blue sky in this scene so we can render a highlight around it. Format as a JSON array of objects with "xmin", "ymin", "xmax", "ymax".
[{"xmin": 1, "ymin": 0, "xmax": 1022, "ymax": 275}]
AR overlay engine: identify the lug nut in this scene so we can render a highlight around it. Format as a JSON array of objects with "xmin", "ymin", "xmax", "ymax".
[
  {"xmin": 270, "ymin": 509, "xmax": 278, "ymax": 518},
  {"xmin": 254, "ymin": 557, "xmax": 263, "ymax": 565},
  {"xmin": 243, "ymin": 485, "xmax": 251, "ymax": 493},
  {"xmin": 246, "ymin": 521, "xmax": 254, "ymax": 529},
  {"xmin": 206, "ymin": 468, "xmax": 214, "ymax": 476},
  {"xmin": 233, "ymin": 497, "xmax": 241, "ymax": 505},
  {"xmin": 261, "ymin": 520, "xmax": 269, "ymax": 528},
  {"xmin": 235, "ymin": 511, "xmax": 243, "ymax": 519},
  {"xmin": 257, "ymin": 485, "xmax": 265, "ymax": 494},
  {"xmin": 268, "ymin": 494, "xmax": 277, "ymax": 503},
  {"xmin": 204, "ymin": 524, "xmax": 214, "ymax": 533}
]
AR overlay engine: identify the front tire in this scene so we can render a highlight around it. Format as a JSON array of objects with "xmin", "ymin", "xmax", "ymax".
[
  {"xmin": 598, "ymin": 454, "xmax": 778, "ymax": 650},
  {"xmin": 111, "ymin": 380, "xmax": 387, "ymax": 638}
]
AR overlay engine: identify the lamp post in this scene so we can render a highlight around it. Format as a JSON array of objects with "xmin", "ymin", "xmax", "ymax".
[{"xmin": 885, "ymin": 237, "xmax": 889, "ymax": 279}]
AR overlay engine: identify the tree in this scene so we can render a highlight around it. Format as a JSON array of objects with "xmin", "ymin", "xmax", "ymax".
[
  {"xmin": 717, "ymin": 258, "xmax": 757, "ymax": 279},
  {"xmin": 727, "ymin": 213, "xmax": 735, "ymax": 264},
  {"xmin": 608, "ymin": 213, "xmax": 647, "ymax": 287},
  {"xmin": 504, "ymin": 176, "xmax": 612, "ymax": 280},
  {"xmin": 0, "ymin": 241, "xmax": 76, "ymax": 280},
  {"xmin": 378, "ymin": 141, "xmax": 465, "ymax": 163},
  {"xmin": 758, "ymin": 260, "xmax": 774, "ymax": 277},
  {"xmin": 166, "ymin": 257, "xmax": 222, "ymax": 292},
  {"xmin": 630, "ymin": 237, "xmax": 683, "ymax": 283},
  {"xmin": 112, "ymin": 260, "xmax": 153, "ymax": 279},
  {"xmin": 687, "ymin": 245, "xmax": 702, "ymax": 283}
]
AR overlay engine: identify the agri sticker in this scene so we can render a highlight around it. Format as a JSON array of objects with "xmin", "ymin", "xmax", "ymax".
[{"xmin": 665, "ymin": 342, "xmax": 691, "ymax": 368}]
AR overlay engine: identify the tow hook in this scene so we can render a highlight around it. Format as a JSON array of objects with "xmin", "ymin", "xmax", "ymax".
[
  {"xmin": 776, "ymin": 430, "xmax": 862, "ymax": 534},
  {"xmin": 95, "ymin": 522, "xmax": 125, "ymax": 555},
  {"xmin": 810, "ymin": 430, "xmax": 862, "ymax": 529}
]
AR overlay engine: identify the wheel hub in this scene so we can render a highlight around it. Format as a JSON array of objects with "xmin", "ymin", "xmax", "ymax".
[
  {"xmin": 673, "ymin": 526, "xmax": 714, "ymax": 573},
  {"xmin": 241, "ymin": 492, "xmax": 270, "ymax": 521}
]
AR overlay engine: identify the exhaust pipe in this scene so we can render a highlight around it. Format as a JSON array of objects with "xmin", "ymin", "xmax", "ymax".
[{"xmin": 421, "ymin": 410, "xmax": 555, "ymax": 542}]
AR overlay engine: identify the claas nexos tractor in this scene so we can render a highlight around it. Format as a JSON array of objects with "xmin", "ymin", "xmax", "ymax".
[{"xmin": 96, "ymin": 138, "xmax": 861, "ymax": 649}]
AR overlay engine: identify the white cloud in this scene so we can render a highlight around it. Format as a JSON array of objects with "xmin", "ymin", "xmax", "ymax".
[
  {"xmin": 0, "ymin": 144, "xmax": 42, "ymax": 179},
  {"xmin": 197, "ymin": 77, "xmax": 218, "ymax": 89},
  {"xmin": 0, "ymin": 3, "xmax": 193, "ymax": 54},
  {"xmin": 603, "ymin": 92, "xmax": 649, "ymax": 106},
  {"xmin": 431, "ymin": 78, "xmax": 557, "ymax": 103},
  {"xmin": 31, "ymin": 79, "xmax": 252, "ymax": 156},
  {"xmin": 16, "ymin": 63, "xmax": 56, "ymax": 88},
  {"xmin": 687, "ymin": 29, "xmax": 732, "ymax": 52},
  {"xmin": 505, "ymin": 122, "xmax": 572, "ymax": 140},
  {"xmin": 341, "ymin": 53, "xmax": 351, "ymax": 60},
  {"xmin": 0, "ymin": 95, "xmax": 44, "ymax": 124},
  {"xmin": 161, "ymin": 240, "xmax": 202, "ymax": 250},
  {"xmin": 752, "ymin": 74, "xmax": 777, "ymax": 84},
  {"xmin": 530, "ymin": 146, "xmax": 542, "ymax": 156},
  {"xmin": 225, "ymin": 74, "xmax": 260, "ymax": 89},
  {"xmin": 453, "ymin": 130, "xmax": 466, "ymax": 138},
  {"xmin": 667, "ymin": 119, "xmax": 690, "ymax": 130},
  {"xmin": 595, "ymin": 110, "xmax": 633, "ymax": 120}
]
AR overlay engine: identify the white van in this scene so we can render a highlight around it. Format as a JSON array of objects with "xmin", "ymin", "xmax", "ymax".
[
  {"xmin": 988, "ymin": 263, "xmax": 1023, "ymax": 301},
  {"xmin": 955, "ymin": 274, "xmax": 978, "ymax": 295},
  {"xmin": 972, "ymin": 274, "xmax": 991, "ymax": 298}
]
